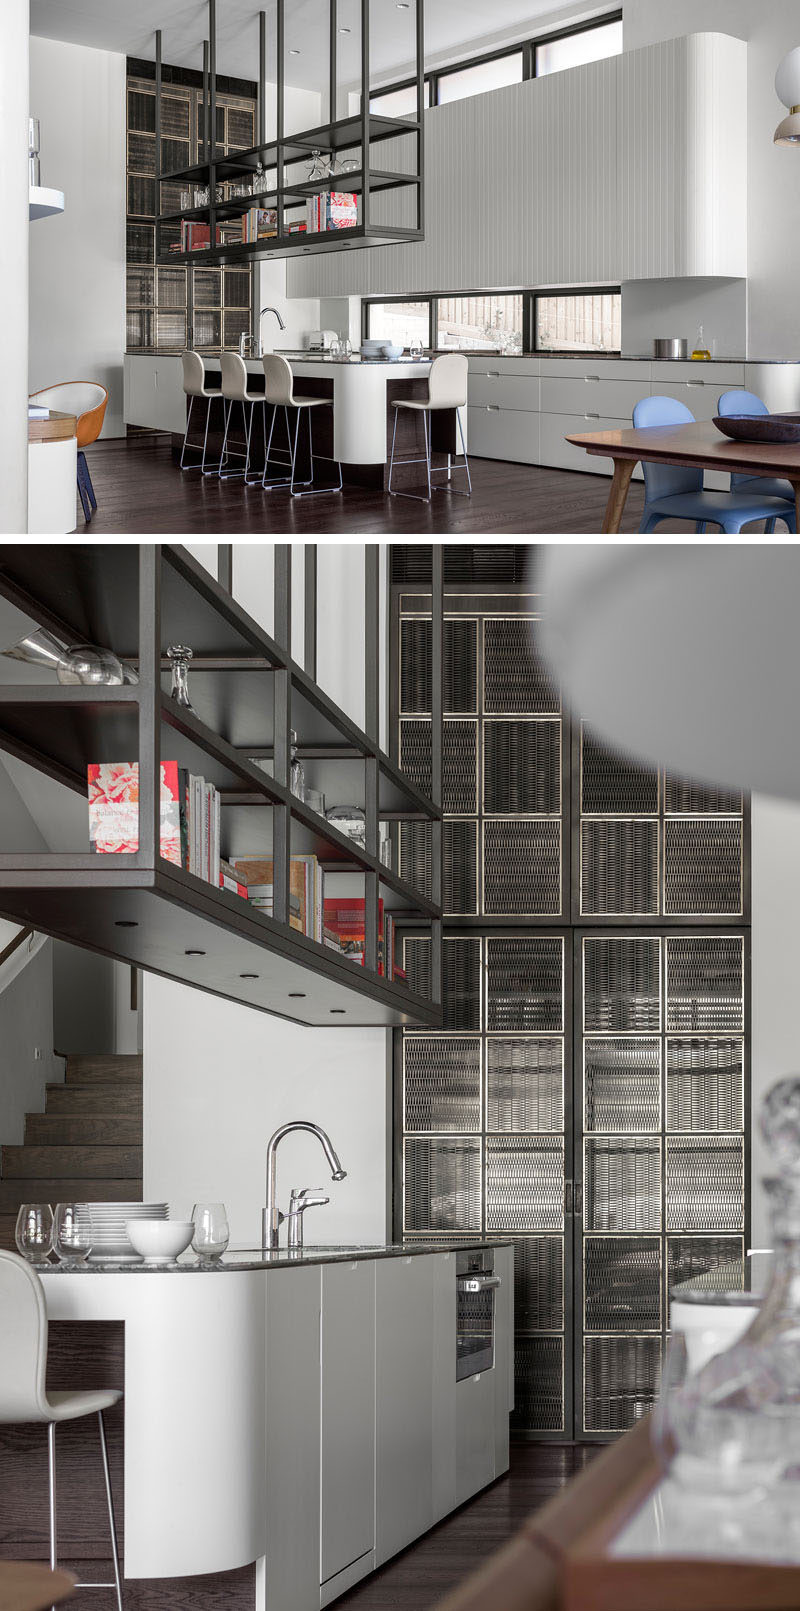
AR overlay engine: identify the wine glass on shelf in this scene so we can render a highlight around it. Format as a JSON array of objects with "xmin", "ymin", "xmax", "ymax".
[
  {"xmin": 53, "ymin": 1203, "xmax": 92, "ymax": 1265},
  {"xmin": 191, "ymin": 1202, "xmax": 230, "ymax": 1263},
  {"xmin": 15, "ymin": 1203, "xmax": 54, "ymax": 1263}
]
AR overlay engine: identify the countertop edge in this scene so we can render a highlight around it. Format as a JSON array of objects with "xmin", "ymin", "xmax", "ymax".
[{"xmin": 38, "ymin": 1239, "xmax": 513, "ymax": 1274}]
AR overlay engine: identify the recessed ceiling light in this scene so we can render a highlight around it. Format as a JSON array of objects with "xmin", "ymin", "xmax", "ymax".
[
  {"xmin": 115, "ymin": 920, "xmax": 138, "ymax": 928},
  {"xmin": 240, "ymin": 972, "xmax": 259, "ymax": 979},
  {"xmin": 289, "ymin": 992, "xmax": 306, "ymax": 998},
  {"xmin": 330, "ymin": 1007, "xmax": 346, "ymax": 1014}
]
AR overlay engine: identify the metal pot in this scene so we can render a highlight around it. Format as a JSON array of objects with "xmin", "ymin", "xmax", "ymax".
[{"xmin": 653, "ymin": 337, "xmax": 688, "ymax": 360}]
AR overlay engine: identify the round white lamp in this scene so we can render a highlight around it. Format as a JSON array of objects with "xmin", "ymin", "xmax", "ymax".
[
  {"xmin": 537, "ymin": 544, "xmax": 800, "ymax": 803},
  {"xmin": 774, "ymin": 45, "xmax": 800, "ymax": 145}
]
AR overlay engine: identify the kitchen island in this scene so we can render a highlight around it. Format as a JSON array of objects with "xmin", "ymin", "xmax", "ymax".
[{"xmin": 1, "ymin": 1242, "xmax": 513, "ymax": 1611}]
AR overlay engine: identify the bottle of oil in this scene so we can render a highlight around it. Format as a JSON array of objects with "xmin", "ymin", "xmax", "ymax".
[{"xmin": 691, "ymin": 324, "xmax": 711, "ymax": 361}]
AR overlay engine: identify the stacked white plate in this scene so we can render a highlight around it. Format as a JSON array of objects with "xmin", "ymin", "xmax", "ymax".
[{"xmin": 76, "ymin": 1202, "xmax": 170, "ymax": 1261}]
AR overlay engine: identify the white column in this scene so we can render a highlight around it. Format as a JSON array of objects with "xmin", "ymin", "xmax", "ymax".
[{"xmin": 0, "ymin": 0, "xmax": 29, "ymax": 533}]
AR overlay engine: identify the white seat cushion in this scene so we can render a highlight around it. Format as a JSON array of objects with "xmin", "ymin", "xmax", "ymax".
[{"xmin": 46, "ymin": 1388, "xmax": 122, "ymax": 1423}]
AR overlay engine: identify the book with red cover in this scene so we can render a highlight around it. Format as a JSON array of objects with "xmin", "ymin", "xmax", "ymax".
[
  {"xmin": 87, "ymin": 761, "xmax": 182, "ymax": 864},
  {"xmin": 324, "ymin": 896, "xmax": 385, "ymax": 969}
]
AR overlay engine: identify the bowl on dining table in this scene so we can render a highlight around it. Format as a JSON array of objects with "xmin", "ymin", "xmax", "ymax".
[
  {"xmin": 125, "ymin": 1219, "xmax": 194, "ymax": 1264},
  {"xmin": 713, "ymin": 413, "xmax": 800, "ymax": 444}
]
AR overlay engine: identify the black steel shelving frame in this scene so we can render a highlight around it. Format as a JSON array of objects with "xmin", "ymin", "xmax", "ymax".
[
  {"xmin": 0, "ymin": 544, "xmax": 442, "ymax": 1030},
  {"xmin": 154, "ymin": 0, "xmax": 424, "ymax": 267}
]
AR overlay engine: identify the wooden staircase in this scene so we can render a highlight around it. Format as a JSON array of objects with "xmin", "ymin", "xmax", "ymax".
[{"xmin": 0, "ymin": 1054, "xmax": 143, "ymax": 1251}]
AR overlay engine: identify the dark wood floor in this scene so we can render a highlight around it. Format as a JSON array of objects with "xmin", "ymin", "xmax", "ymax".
[
  {"xmin": 76, "ymin": 434, "xmax": 649, "ymax": 535},
  {"xmin": 335, "ymin": 1442, "xmax": 597, "ymax": 1609}
]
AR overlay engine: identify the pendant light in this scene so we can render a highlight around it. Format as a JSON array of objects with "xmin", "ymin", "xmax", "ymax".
[
  {"xmin": 774, "ymin": 45, "xmax": 800, "ymax": 145},
  {"xmin": 537, "ymin": 544, "xmax": 800, "ymax": 802}
]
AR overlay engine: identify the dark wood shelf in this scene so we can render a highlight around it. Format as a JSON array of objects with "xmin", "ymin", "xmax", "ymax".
[
  {"xmin": 159, "ymin": 114, "xmax": 421, "ymax": 186},
  {"xmin": 157, "ymin": 222, "xmax": 423, "ymax": 267}
]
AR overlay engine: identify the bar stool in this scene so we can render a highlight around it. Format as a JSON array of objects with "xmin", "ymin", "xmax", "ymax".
[
  {"xmin": 0, "ymin": 1250, "xmax": 123, "ymax": 1611},
  {"xmin": 261, "ymin": 354, "xmax": 342, "ymax": 497},
  {"xmin": 219, "ymin": 351, "xmax": 269, "ymax": 483},
  {"xmin": 180, "ymin": 351, "xmax": 225, "ymax": 474},
  {"xmin": 388, "ymin": 353, "xmax": 471, "ymax": 502}
]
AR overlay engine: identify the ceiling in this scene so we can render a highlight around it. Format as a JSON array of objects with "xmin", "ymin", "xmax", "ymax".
[{"xmin": 30, "ymin": 0, "xmax": 588, "ymax": 91}]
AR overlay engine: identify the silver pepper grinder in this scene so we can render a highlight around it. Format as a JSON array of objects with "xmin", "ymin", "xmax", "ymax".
[{"xmin": 29, "ymin": 117, "xmax": 41, "ymax": 188}]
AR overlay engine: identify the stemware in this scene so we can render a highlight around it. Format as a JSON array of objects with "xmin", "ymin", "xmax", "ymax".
[
  {"xmin": 55, "ymin": 642, "xmax": 125, "ymax": 687},
  {"xmin": 15, "ymin": 1203, "xmax": 54, "ymax": 1263},
  {"xmin": 191, "ymin": 1202, "xmax": 230, "ymax": 1262},
  {"xmin": 306, "ymin": 149, "xmax": 330, "ymax": 182},
  {"xmin": 53, "ymin": 1203, "xmax": 93, "ymax": 1265},
  {"xmin": 409, "ymin": 337, "xmax": 424, "ymax": 358}
]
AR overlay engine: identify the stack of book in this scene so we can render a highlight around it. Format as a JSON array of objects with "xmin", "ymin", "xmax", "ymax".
[
  {"xmin": 306, "ymin": 191, "xmax": 357, "ymax": 233},
  {"xmin": 87, "ymin": 761, "xmax": 223, "ymax": 890},
  {"xmin": 322, "ymin": 898, "xmax": 403, "ymax": 980},
  {"xmin": 241, "ymin": 206, "xmax": 277, "ymax": 243},
  {"xmin": 231, "ymin": 855, "xmax": 323, "ymax": 941},
  {"xmin": 178, "ymin": 220, "xmax": 223, "ymax": 252}
]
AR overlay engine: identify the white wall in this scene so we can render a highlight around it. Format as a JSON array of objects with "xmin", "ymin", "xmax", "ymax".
[
  {"xmin": 621, "ymin": 278, "xmax": 747, "ymax": 359},
  {"xmin": 1, "ymin": 0, "xmax": 30, "ymax": 534},
  {"xmin": 28, "ymin": 37, "xmax": 126, "ymax": 435},
  {"xmin": 0, "ymin": 946, "xmax": 60, "ymax": 1147},
  {"xmin": 623, "ymin": 0, "xmax": 800, "ymax": 359},
  {"xmin": 750, "ymin": 794, "xmax": 800, "ymax": 1248}
]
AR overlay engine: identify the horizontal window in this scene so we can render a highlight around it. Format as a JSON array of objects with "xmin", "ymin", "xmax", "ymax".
[
  {"xmin": 437, "ymin": 51, "xmax": 523, "ymax": 106},
  {"xmin": 535, "ymin": 292, "xmax": 621, "ymax": 354},
  {"xmin": 370, "ymin": 81, "xmax": 430, "ymax": 117},
  {"xmin": 437, "ymin": 294, "xmax": 523, "ymax": 353},
  {"xmin": 367, "ymin": 300, "xmax": 431, "ymax": 347},
  {"xmin": 536, "ymin": 19, "xmax": 623, "ymax": 77}
]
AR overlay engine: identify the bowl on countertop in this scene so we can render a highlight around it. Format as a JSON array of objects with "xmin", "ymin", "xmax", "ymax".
[
  {"xmin": 360, "ymin": 340, "xmax": 405, "ymax": 361},
  {"xmin": 125, "ymin": 1219, "xmax": 194, "ymax": 1264},
  {"xmin": 714, "ymin": 413, "xmax": 800, "ymax": 444}
]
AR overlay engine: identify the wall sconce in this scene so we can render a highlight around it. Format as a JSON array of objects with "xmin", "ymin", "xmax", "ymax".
[{"xmin": 774, "ymin": 45, "xmax": 800, "ymax": 145}]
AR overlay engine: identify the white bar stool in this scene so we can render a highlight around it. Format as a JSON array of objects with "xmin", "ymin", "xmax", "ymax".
[
  {"xmin": 0, "ymin": 1250, "xmax": 123, "ymax": 1611},
  {"xmin": 261, "ymin": 354, "xmax": 342, "ymax": 497},
  {"xmin": 179, "ymin": 351, "xmax": 225, "ymax": 474},
  {"xmin": 218, "ymin": 351, "xmax": 269, "ymax": 483},
  {"xmin": 388, "ymin": 352, "xmax": 471, "ymax": 502}
]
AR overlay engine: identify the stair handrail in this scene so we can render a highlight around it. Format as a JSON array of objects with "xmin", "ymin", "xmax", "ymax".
[
  {"xmin": 0, "ymin": 926, "xmax": 33, "ymax": 970},
  {"xmin": 0, "ymin": 925, "xmax": 48, "ymax": 996}
]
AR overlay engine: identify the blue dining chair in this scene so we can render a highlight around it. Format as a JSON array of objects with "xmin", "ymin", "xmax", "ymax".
[
  {"xmin": 632, "ymin": 395, "xmax": 796, "ymax": 533},
  {"xmin": 717, "ymin": 389, "xmax": 798, "ymax": 511}
]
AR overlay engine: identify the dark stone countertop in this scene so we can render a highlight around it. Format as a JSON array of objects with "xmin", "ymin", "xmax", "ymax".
[{"xmin": 37, "ymin": 1239, "xmax": 512, "ymax": 1273}]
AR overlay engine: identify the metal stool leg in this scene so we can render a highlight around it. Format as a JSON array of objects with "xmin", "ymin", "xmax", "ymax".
[
  {"xmin": 98, "ymin": 1411, "xmax": 124, "ymax": 1611},
  {"xmin": 245, "ymin": 399, "xmax": 266, "ymax": 485},
  {"xmin": 179, "ymin": 396, "xmax": 195, "ymax": 469},
  {"xmin": 453, "ymin": 407, "xmax": 471, "ymax": 496},
  {"xmin": 201, "ymin": 394, "xmax": 223, "ymax": 476},
  {"xmin": 46, "ymin": 1415, "xmax": 122, "ymax": 1610},
  {"xmin": 48, "ymin": 1423, "xmax": 57, "ymax": 1580},
  {"xmin": 388, "ymin": 406, "xmax": 399, "ymax": 494}
]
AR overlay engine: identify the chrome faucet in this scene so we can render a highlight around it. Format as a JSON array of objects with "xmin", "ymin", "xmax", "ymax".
[
  {"xmin": 263, "ymin": 1121, "xmax": 346, "ymax": 1250},
  {"xmin": 258, "ymin": 305, "xmax": 286, "ymax": 356}
]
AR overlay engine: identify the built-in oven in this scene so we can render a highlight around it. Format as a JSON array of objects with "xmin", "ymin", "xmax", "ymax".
[{"xmin": 456, "ymin": 1249, "xmax": 501, "ymax": 1380}]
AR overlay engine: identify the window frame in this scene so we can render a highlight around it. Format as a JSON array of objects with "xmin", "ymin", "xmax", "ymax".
[
  {"xmin": 363, "ymin": 287, "xmax": 622, "ymax": 358},
  {"xmin": 532, "ymin": 287, "xmax": 622, "ymax": 356},
  {"xmin": 369, "ymin": 10, "xmax": 622, "ymax": 110}
]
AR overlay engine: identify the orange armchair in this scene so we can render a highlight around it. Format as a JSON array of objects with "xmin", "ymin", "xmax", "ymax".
[{"xmin": 28, "ymin": 381, "xmax": 108, "ymax": 522}]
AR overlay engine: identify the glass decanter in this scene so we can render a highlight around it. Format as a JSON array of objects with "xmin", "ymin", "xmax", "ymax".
[
  {"xmin": 691, "ymin": 323, "xmax": 711, "ymax": 361},
  {"xmin": 289, "ymin": 729, "xmax": 305, "ymax": 800},
  {"xmin": 662, "ymin": 1076, "xmax": 800, "ymax": 1498},
  {"xmin": 167, "ymin": 644, "xmax": 194, "ymax": 710}
]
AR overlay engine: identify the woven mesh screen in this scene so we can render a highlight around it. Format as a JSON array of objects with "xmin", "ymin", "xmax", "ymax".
[
  {"xmin": 511, "ymin": 1336, "xmax": 564, "ymax": 1432},
  {"xmin": 483, "ymin": 619, "xmax": 560, "ymax": 714},
  {"xmin": 484, "ymin": 721, "xmax": 561, "ymax": 815},
  {"xmin": 483, "ymin": 820, "xmax": 562, "ymax": 916},
  {"xmin": 486, "ymin": 1039, "xmax": 564, "ymax": 1132},
  {"xmin": 444, "ymin": 821, "xmax": 479, "ymax": 915},
  {"xmin": 403, "ymin": 1136, "xmax": 482, "ymax": 1233},
  {"xmin": 583, "ymin": 938, "xmax": 661, "ymax": 1034},
  {"xmin": 665, "ymin": 1136, "xmax": 745, "ymax": 1231},
  {"xmin": 584, "ymin": 1039, "xmax": 661, "ymax": 1132},
  {"xmin": 664, "ymin": 776, "xmax": 743, "ymax": 816},
  {"xmin": 443, "ymin": 937, "xmax": 481, "ymax": 1031},
  {"xmin": 399, "ymin": 617, "xmax": 478, "ymax": 713},
  {"xmin": 583, "ymin": 1336, "xmax": 661, "ymax": 1433},
  {"xmin": 666, "ymin": 937, "xmax": 744, "ymax": 1032},
  {"xmin": 584, "ymin": 1137, "xmax": 662, "ymax": 1232},
  {"xmin": 667, "ymin": 1235, "xmax": 746, "ymax": 1293},
  {"xmin": 581, "ymin": 728, "xmax": 659, "ymax": 816},
  {"xmin": 512, "ymin": 1237, "xmax": 564, "ymax": 1331},
  {"xmin": 399, "ymin": 719, "xmax": 478, "ymax": 814},
  {"xmin": 403, "ymin": 1038, "xmax": 482, "ymax": 1132},
  {"xmin": 487, "ymin": 937, "xmax": 564, "ymax": 1032},
  {"xmin": 402, "ymin": 936, "xmax": 431, "ymax": 1000},
  {"xmin": 581, "ymin": 820, "xmax": 659, "ymax": 915},
  {"xmin": 584, "ymin": 1237, "xmax": 662, "ymax": 1332},
  {"xmin": 399, "ymin": 821, "xmax": 432, "ymax": 900},
  {"xmin": 666, "ymin": 1039, "xmax": 744, "ymax": 1132},
  {"xmin": 486, "ymin": 1137, "xmax": 565, "ymax": 1230},
  {"xmin": 663, "ymin": 819, "xmax": 743, "ymax": 915}
]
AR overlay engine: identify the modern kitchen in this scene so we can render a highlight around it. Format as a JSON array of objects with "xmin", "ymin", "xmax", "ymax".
[
  {"xmin": 7, "ymin": 0, "xmax": 800, "ymax": 536},
  {"xmin": 0, "ymin": 537, "xmax": 799, "ymax": 1611}
]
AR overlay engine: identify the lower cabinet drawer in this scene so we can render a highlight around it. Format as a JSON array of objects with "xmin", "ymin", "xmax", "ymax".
[
  {"xmin": 540, "ymin": 375, "xmax": 647, "ymax": 421},
  {"xmin": 469, "ymin": 374, "xmax": 540, "ymax": 411},
  {"xmin": 468, "ymin": 356, "xmax": 540, "ymax": 378},
  {"xmin": 651, "ymin": 379, "xmax": 738, "ymax": 423},
  {"xmin": 651, "ymin": 361, "xmax": 745, "ymax": 388},
  {"xmin": 467, "ymin": 405, "xmax": 539, "ymax": 463},
  {"xmin": 539, "ymin": 412, "xmax": 643, "ymax": 480}
]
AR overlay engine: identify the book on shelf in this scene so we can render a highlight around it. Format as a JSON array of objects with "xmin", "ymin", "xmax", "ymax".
[
  {"xmin": 241, "ymin": 206, "xmax": 277, "ymax": 243},
  {"xmin": 305, "ymin": 191, "xmax": 357, "ymax": 234},
  {"xmin": 231, "ymin": 855, "xmax": 323, "ymax": 941},
  {"xmin": 219, "ymin": 858, "xmax": 249, "ymax": 899},
  {"xmin": 88, "ymin": 760, "xmax": 182, "ymax": 863},
  {"xmin": 324, "ymin": 896, "xmax": 397, "ymax": 975},
  {"xmin": 179, "ymin": 220, "xmax": 223, "ymax": 252},
  {"xmin": 246, "ymin": 884, "xmax": 303, "ymax": 932}
]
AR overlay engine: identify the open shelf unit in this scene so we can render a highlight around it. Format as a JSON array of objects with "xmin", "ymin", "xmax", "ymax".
[{"xmin": 0, "ymin": 545, "xmax": 443, "ymax": 1028}]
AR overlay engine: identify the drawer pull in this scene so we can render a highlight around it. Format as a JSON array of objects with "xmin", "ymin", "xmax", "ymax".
[
  {"xmin": 585, "ymin": 411, "xmax": 600, "ymax": 420},
  {"xmin": 486, "ymin": 404, "xmax": 500, "ymax": 412},
  {"xmin": 584, "ymin": 375, "xmax": 600, "ymax": 384},
  {"xmin": 686, "ymin": 379, "xmax": 705, "ymax": 387},
  {"xmin": 487, "ymin": 371, "xmax": 500, "ymax": 379}
]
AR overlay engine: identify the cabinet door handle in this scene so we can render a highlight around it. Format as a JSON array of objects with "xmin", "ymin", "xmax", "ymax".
[
  {"xmin": 564, "ymin": 1180, "xmax": 573, "ymax": 1216},
  {"xmin": 487, "ymin": 371, "xmax": 501, "ymax": 378},
  {"xmin": 486, "ymin": 404, "xmax": 500, "ymax": 412},
  {"xmin": 686, "ymin": 379, "xmax": 705, "ymax": 387},
  {"xmin": 574, "ymin": 1183, "xmax": 583, "ymax": 1217},
  {"xmin": 584, "ymin": 375, "xmax": 600, "ymax": 384},
  {"xmin": 585, "ymin": 411, "xmax": 600, "ymax": 420}
]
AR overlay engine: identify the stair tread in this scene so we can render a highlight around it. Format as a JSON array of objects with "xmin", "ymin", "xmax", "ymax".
[
  {"xmin": 46, "ymin": 1085, "xmax": 142, "ymax": 1115},
  {"xmin": 2, "ymin": 1144, "xmax": 142, "ymax": 1178},
  {"xmin": 65, "ymin": 1055, "xmax": 142, "ymax": 1085},
  {"xmin": 25, "ymin": 1115, "xmax": 142, "ymax": 1145},
  {"xmin": 0, "ymin": 1179, "xmax": 143, "ymax": 1210}
]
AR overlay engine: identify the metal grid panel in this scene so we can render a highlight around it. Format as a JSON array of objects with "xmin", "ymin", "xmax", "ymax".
[
  {"xmin": 583, "ymin": 1336, "xmax": 661, "ymax": 1433},
  {"xmin": 583, "ymin": 937, "xmax": 661, "ymax": 1033},
  {"xmin": 581, "ymin": 727, "xmax": 659, "ymax": 816},
  {"xmin": 403, "ymin": 1038, "xmax": 482, "ymax": 1133},
  {"xmin": 484, "ymin": 820, "xmax": 562, "ymax": 916},
  {"xmin": 584, "ymin": 1137, "xmax": 662, "ymax": 1232},
  {"xmin": 484, "ymin": 721, "xmax": 561, "ymax": 815},
  {"xmin": 487, "ymin": 937, "xmax": 564, "ymax": 1032},
  {"xmin": 664, "ymin": 776, "xmax": 743, "ymax": 816},
  {"xmin": 483, "ymin": 619, "xmax": 560, "ymax": 715},
  {"xmin": 399, "ymin": 820, "xmax": 432, "ymax": 901},
  {"xmin": 511, "ymin": 1336, "xmax": 564, "ymax": 1432},
  {"xmin": 399, "ymin": 719, "xmax": 478, "ymax": 814},
  {"xmin": 584, "ymin": 1237, "xmax": 662, "ymax": 1332},
  {"xmin": 402, "ymin": 935, "xmax": 431, "ymax": 1000},
  {"xmin": 486, "ymin": 1039, "xmax": 564, "ymax": 1132},
  {"xmin": 443, "ymin": 937, "xmax": 482, "ymax": 1031},
  {"xmin": 512, "ymin": 1237, "xmax": 564, "ymax": 1331},
  {"xmin": 584, "ymin": 1039, "xmax": 661, "ymax": 1133},
  {"xmin": 581, "ymin": 820, "xmax": 659, "ymax": 916},
  {"xmin": 666, "ymin": 936, "xmax": 744, "ymax": 1031},
  {"xmin": 667, "ymin": 1235, "xmax": 746, "ymax": 1294},
  {"xmin": 666, "ymin": 1039, "xmax": 744, "ymax": 1132},
  {"xmin": 399, "ymin": 617, "xmax": 478, "ymax": 714},
  {"xmin": 663, "ymin": 819, "xmax": 743, "ymax": 915},
  {"xmin": 403, "ymin": 1137, "xmax": 482, "ymax": 1233},
  {"xmin": 486, "ymin": 1137, "xmax": 565, "ymax": 1231},
  {"xmin": 444, "ymin": 821, "xmax": 479, "ymax": 916},
  {"xmin": 665, "ymin": 1136, "xmax": 745, "ymax": 1231}
]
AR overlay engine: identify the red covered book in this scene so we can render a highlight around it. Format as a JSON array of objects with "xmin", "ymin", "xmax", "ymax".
[{"xmin": 87, "ymin": 761, "xmax": 182, "ymax": 865}]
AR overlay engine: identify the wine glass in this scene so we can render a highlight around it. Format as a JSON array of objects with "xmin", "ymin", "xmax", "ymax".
[
  {"xmin": 53, "ymin": 1203, "xmax": 92, "ymax": 1265},
  {"xmin": 191, "ymin": 1202, "xmax": 230, "ymax": 1262},
  {"xmin": 15, "ymin": 1203, "xmax": 54, "ymax": 1263},
  {"xmin": 409, "ymin": 337, "xmax": 424, "ymax": 359},
  {"xmin": 56, "ymin": 644, "xmax": 125, "ymax": 687}
]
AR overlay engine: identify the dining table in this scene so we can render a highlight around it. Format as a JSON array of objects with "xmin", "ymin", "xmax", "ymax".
[{"xmin": 566, "ymin": 420, "xmax": 800, "ymax": 533}]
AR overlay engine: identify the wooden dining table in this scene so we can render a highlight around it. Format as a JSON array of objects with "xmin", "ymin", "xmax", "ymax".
[{"xmin": 566, "ymin": 420, "xmax": 800, "ymax": 533}]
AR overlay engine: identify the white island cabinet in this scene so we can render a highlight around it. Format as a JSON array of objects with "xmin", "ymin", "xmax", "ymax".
[{"xmin": 37, "ymin": 1242, "xmax": 512, "ymax": 1611}]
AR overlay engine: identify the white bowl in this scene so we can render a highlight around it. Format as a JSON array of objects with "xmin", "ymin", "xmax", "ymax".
[{"xmin": 125, "ymin": 1219, "xmax": 194, "ymax": 1264}]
